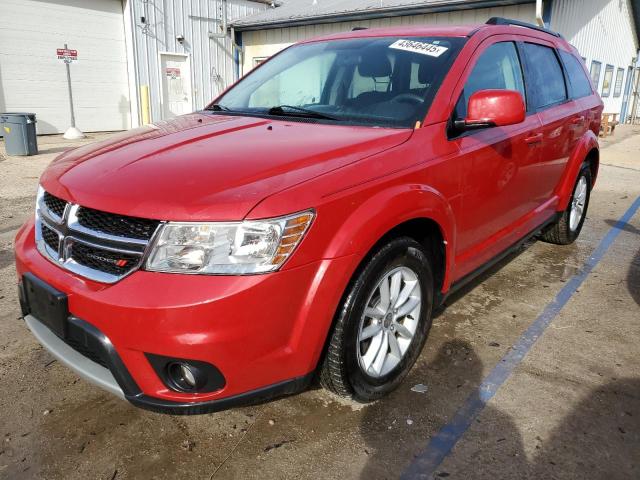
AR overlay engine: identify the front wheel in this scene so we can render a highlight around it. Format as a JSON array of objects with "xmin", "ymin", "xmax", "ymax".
[
  {"xmin": 540, "ymin": 162, "xmax": 592, "ymax": 245},
  {"xmin": 319, "ymin": 237, "xmax": 434, "ymax": 402}
]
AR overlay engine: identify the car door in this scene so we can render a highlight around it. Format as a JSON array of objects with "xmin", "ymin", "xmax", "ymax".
[
  {"xmin": 520, "ymin": 41, "xmax": 576, "ymax": 204},
  {"xmin": 558, "ymin": 48, "xmax": 599, "ymax": 150},
  {"xmin": 449, "ymin": 39, "xmax": 542, "ymax": 278}
]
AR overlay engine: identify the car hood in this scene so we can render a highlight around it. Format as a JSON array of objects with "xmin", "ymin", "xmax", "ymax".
[{"xmin": 41, "ymin": 113, "xmax": 412, "ymax": 221}]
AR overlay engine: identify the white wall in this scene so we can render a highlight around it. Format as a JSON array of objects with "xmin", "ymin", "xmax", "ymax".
[
  {"xmin": 240, "ymin": 4, "xmax": 537, "ymax": 75},
  {"xmin": 0, "ymin": 0, "xmax": 131, "ymax": 134},
  {"xmin": 551, "ymin": 0, "xmax": 639, "ymax": 114}
]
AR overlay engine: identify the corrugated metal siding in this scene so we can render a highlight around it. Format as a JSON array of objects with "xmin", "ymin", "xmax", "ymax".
[
  {"xmin": 240, "ymin": 4, "xmax": 536, "ymax": 74},
  {"xmin": 551, "ymin": 0, "xmax": 639, "ymax": 114},
  {"xmin": 131, "ymin": 0, "xmax": 266, "ymax": 122}
]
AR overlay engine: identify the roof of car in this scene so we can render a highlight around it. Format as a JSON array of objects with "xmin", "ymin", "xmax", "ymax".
[
  {"xmin": 291, "ymin": 22, "xmax": 570, "ymax": 48},
  {"xmin": 297, "ymin": 24, "xmax": 480, "ymax": 41}
]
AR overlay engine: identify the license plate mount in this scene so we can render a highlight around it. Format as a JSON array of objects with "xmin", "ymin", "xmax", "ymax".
[{"xmin": 22, "ymin": 273, "xmax": 69, "ymax": 338}]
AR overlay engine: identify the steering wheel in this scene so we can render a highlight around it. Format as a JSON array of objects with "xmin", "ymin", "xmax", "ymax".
[{"xmin": 391, "ymin": 94, "xmax": 424, "ymax": 105}]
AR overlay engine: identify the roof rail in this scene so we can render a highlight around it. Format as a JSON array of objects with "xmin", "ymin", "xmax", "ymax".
[{"xmin": 485, "ymin": 17, "xmax": 563, "ymax": 38}]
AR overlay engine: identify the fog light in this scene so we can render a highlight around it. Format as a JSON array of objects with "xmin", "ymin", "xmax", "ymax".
[
  {"xmin": 146, "ymin": 353, "xmax": 226, "ymax": 393},
  {"xmin": 168, "ymin": 362, "xmax": 204, "ymax": 391},
  {"xmin": 180, "ymin": 364, "xmax": 196, "ymax": 387}
]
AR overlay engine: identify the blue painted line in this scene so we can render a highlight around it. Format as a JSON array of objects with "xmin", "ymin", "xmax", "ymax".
[{"xmin": 402, "ymin": 196, "xmax": 640, "ymax": 479}]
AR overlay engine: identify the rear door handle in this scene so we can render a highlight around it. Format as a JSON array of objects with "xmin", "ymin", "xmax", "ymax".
[
  {"xmin": 570, "ymin": 116, "xmax": 585, "ymax": 125},
  {"xmin": 524, "ymin": 133, "xmax": 543, "ymax": 145}
]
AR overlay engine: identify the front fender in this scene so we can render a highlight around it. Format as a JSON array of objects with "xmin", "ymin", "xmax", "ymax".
[
  {"xmin": 555, "ymin": 130, "xmax": 599, "ymax": 211},
  {"xmin": 320, "ymin": 184, "xmax": 457, "ymax": 291}
]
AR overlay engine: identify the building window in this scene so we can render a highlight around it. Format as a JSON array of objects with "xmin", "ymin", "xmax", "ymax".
[
  {"xmin": 613, "ymin": 67, "xmax": 625, "ymax": 97},
  {"xmin": 590, "ymin": 61, "xmax": 602, "ymax": 90},
  {"xmin": 602, "ymin": 64, "xmax": 614, "ymax": 97}
]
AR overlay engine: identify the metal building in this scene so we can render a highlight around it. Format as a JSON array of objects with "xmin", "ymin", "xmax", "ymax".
[
  {"xmin": 233, "ymin": 0, "xmax": 640, "ymax": 121},
  {"xmin": 0, "ymin": 0, "xmax": 269, "ymax": 134},
  {"xmin": 1, "ymin": 0, "xmax": 639, "ymax": 134},
  {"xmin": 128, "ymin": 0, "xmax": 268, "ymax": 126}
]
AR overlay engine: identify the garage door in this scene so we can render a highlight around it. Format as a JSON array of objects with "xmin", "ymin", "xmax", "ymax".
[{"xmin": 0, "ymin": 0, "xmax": 130, "ymax": 134}]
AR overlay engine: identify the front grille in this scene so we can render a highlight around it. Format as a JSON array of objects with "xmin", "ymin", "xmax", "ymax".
[
  {"xmin": 71, "ymin": 242, "xmax": 141, "ymax": 276},
  {"xmin": 36, "ymin": 190, "xmax": 155, "ymax": 283},
  {"xmin": 41, "ymin": 224, "xmax": 60, "ymax": 252},
  {"xmin": 77, "ymin": 207, "xmax": 159, "ymax": 240},
  {"xmin": 43, "ymin": 192, "xmax": 67, "ymax": 218}
]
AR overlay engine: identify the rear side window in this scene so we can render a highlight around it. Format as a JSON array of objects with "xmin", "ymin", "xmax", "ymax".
[
  {"xmin": 522, "ymin": 43, "xmax": 567, "ymax": 109},
  {"xmin": 559, "ymin": 50, "xmax": 593, "ymax": 99},
  {"xmin": 454, "ymin": 41, "xmax": 525, "ymax": 119}
]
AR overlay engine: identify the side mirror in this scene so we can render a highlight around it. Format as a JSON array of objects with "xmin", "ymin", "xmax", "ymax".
[{"xmin": 454, "ymin": 89, "xmax": 525, "ymax": 131}]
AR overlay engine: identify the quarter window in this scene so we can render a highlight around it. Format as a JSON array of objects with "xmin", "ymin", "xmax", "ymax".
[
  {"xmin": 559, "ymin": 50, "xmax": 593, "ymax": 99},
  {"xmin": 522, "ymin": 43, "xmax": 567, "ymax": 109},
  {"xmin": 602, "ymin": 65, "xmax": 614, "ymax": 97},
  {"xmin": 454, "ymin": 41, "xmax": 525, "ymax": 119}
]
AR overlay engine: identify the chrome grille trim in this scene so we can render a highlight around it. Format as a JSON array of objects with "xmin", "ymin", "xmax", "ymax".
[
  {"xmin": 35, "ymin": 189, "xmax": 160, "ymax": 284},
  {"xmin": 67, "ymin": 205, "xmax": 150, "ymax": 247}
]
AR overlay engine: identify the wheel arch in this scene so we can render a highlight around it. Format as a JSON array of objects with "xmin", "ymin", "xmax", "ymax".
[
  {"xmin": 555, "ymin": 130, "xmax": 599, "ymax": 210},
  {"xmin": 321, "ymin": 184, "xmax": 456, "ymax": 296}
]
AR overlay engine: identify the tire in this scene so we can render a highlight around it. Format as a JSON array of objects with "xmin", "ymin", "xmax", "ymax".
[
  {"xmin": 540, "ymin": 162, "xmax": 592, "ymax": 245},
  {"xmin": 319, "ymin": 237, "xmax": 434, "ymax": 402}
]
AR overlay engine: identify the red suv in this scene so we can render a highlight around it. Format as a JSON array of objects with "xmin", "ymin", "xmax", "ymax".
[{"xmin": 15, "ymin": 18, "xmax": 602, "ymax": 414}]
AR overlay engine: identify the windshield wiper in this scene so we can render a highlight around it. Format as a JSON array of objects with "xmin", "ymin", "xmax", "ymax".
[
  {"xmin": 205, "ymin": 103, "xmax": 231, "ymax": 112},
  {"xmin": 267, "ymin": 105, "xmax": 340, "ymax": 121}
]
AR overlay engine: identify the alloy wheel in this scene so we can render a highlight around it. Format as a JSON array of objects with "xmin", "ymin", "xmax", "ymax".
[{"xmin": 357, "ymin": 266, "xmax": 421, "ymax": 378}]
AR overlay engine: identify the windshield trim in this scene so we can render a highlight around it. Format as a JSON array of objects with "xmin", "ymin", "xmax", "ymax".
[{"xmin": 200, "ymin": 109, "xmax": 416, "ymax": 130}]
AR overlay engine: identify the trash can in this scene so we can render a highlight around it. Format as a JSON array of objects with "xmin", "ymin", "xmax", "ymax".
[{"xmin": 0, "ymin": 112, "xmax": 38, "ymax": 156}]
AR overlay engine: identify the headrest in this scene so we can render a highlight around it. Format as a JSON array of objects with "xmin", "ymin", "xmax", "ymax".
[
  {"xmin": 358, "ymin": 49, "xmax": 392, "ymax": 78},
  {"xmin": 418, "ymin": 60, "xmax": 434, "ymax": 85}
]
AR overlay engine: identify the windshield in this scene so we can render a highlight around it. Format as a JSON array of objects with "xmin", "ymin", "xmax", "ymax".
[{"xmin": 212, "ymin": 36, "xmax": 465, "ymax": 128}]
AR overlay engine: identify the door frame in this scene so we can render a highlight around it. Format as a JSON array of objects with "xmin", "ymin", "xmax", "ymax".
[
  {"xmin": 157, "ymin": 51, "xmax": 193, "ymax": 119},
  {"xmin": 620, "ymin": 66, "xmax": 634, "ymax": 123}
]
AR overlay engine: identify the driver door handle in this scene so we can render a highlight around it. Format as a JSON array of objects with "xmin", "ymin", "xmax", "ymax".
[{"xmin": 524, "ymin": 133, "xmax": 543, "ymax": 145}]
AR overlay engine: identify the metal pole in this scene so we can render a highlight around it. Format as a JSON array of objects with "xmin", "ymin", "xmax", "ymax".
[{"xmin": 64, "ymin": 43, "xmax": 76, "ymax": 128}]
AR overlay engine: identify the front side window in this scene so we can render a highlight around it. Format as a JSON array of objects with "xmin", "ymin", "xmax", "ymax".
[
  {"xmin": 522, "ymin": 43, "xmax": 567, "ymax": 110},
  {"xmin": 214, "ymin": 36, "xmax": 465, "ymax": 128},
  {"xmin": 559, "ymin": 50, "xmax": 593, "ymax": 99},
  {"xmin": 614, "ymin": 67, "xmax": 625, "ymax": 97},
  {"xmin": 454, "ymin": 41, "xmax": 525, "ymax": 119},
  {"xmin": 602, "ymin": 65, "xmax": 614, "ymax": 97}
]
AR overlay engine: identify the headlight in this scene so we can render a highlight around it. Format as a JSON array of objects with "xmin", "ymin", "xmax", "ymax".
[{"xmin": 145, "ymin": 210, "xmax": 314, "ymax": 274}]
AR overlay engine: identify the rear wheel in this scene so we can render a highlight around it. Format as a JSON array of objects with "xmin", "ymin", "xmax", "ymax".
[
  {"xmin": 320, "ymin": 237, "xmax": 434, "ymax": 401},
  {"xmin": 540, "ymin": 162, "xmax": 592, "ymax": 245}
]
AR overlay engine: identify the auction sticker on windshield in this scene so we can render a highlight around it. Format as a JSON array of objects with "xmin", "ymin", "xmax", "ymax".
[{"xmin": 389, "ymin": 39, "xmax": 449, "ymax": 57}]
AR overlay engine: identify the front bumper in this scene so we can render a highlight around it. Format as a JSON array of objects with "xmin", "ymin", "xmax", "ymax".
[{"xmin": 15, "ymin": 219, "xmax": 357, "ymax": 413}]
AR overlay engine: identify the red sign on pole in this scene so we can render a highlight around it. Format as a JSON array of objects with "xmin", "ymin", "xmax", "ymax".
[{"xmin": 57, "ymin": 48, "xmax": 78, "ymax": 63}]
